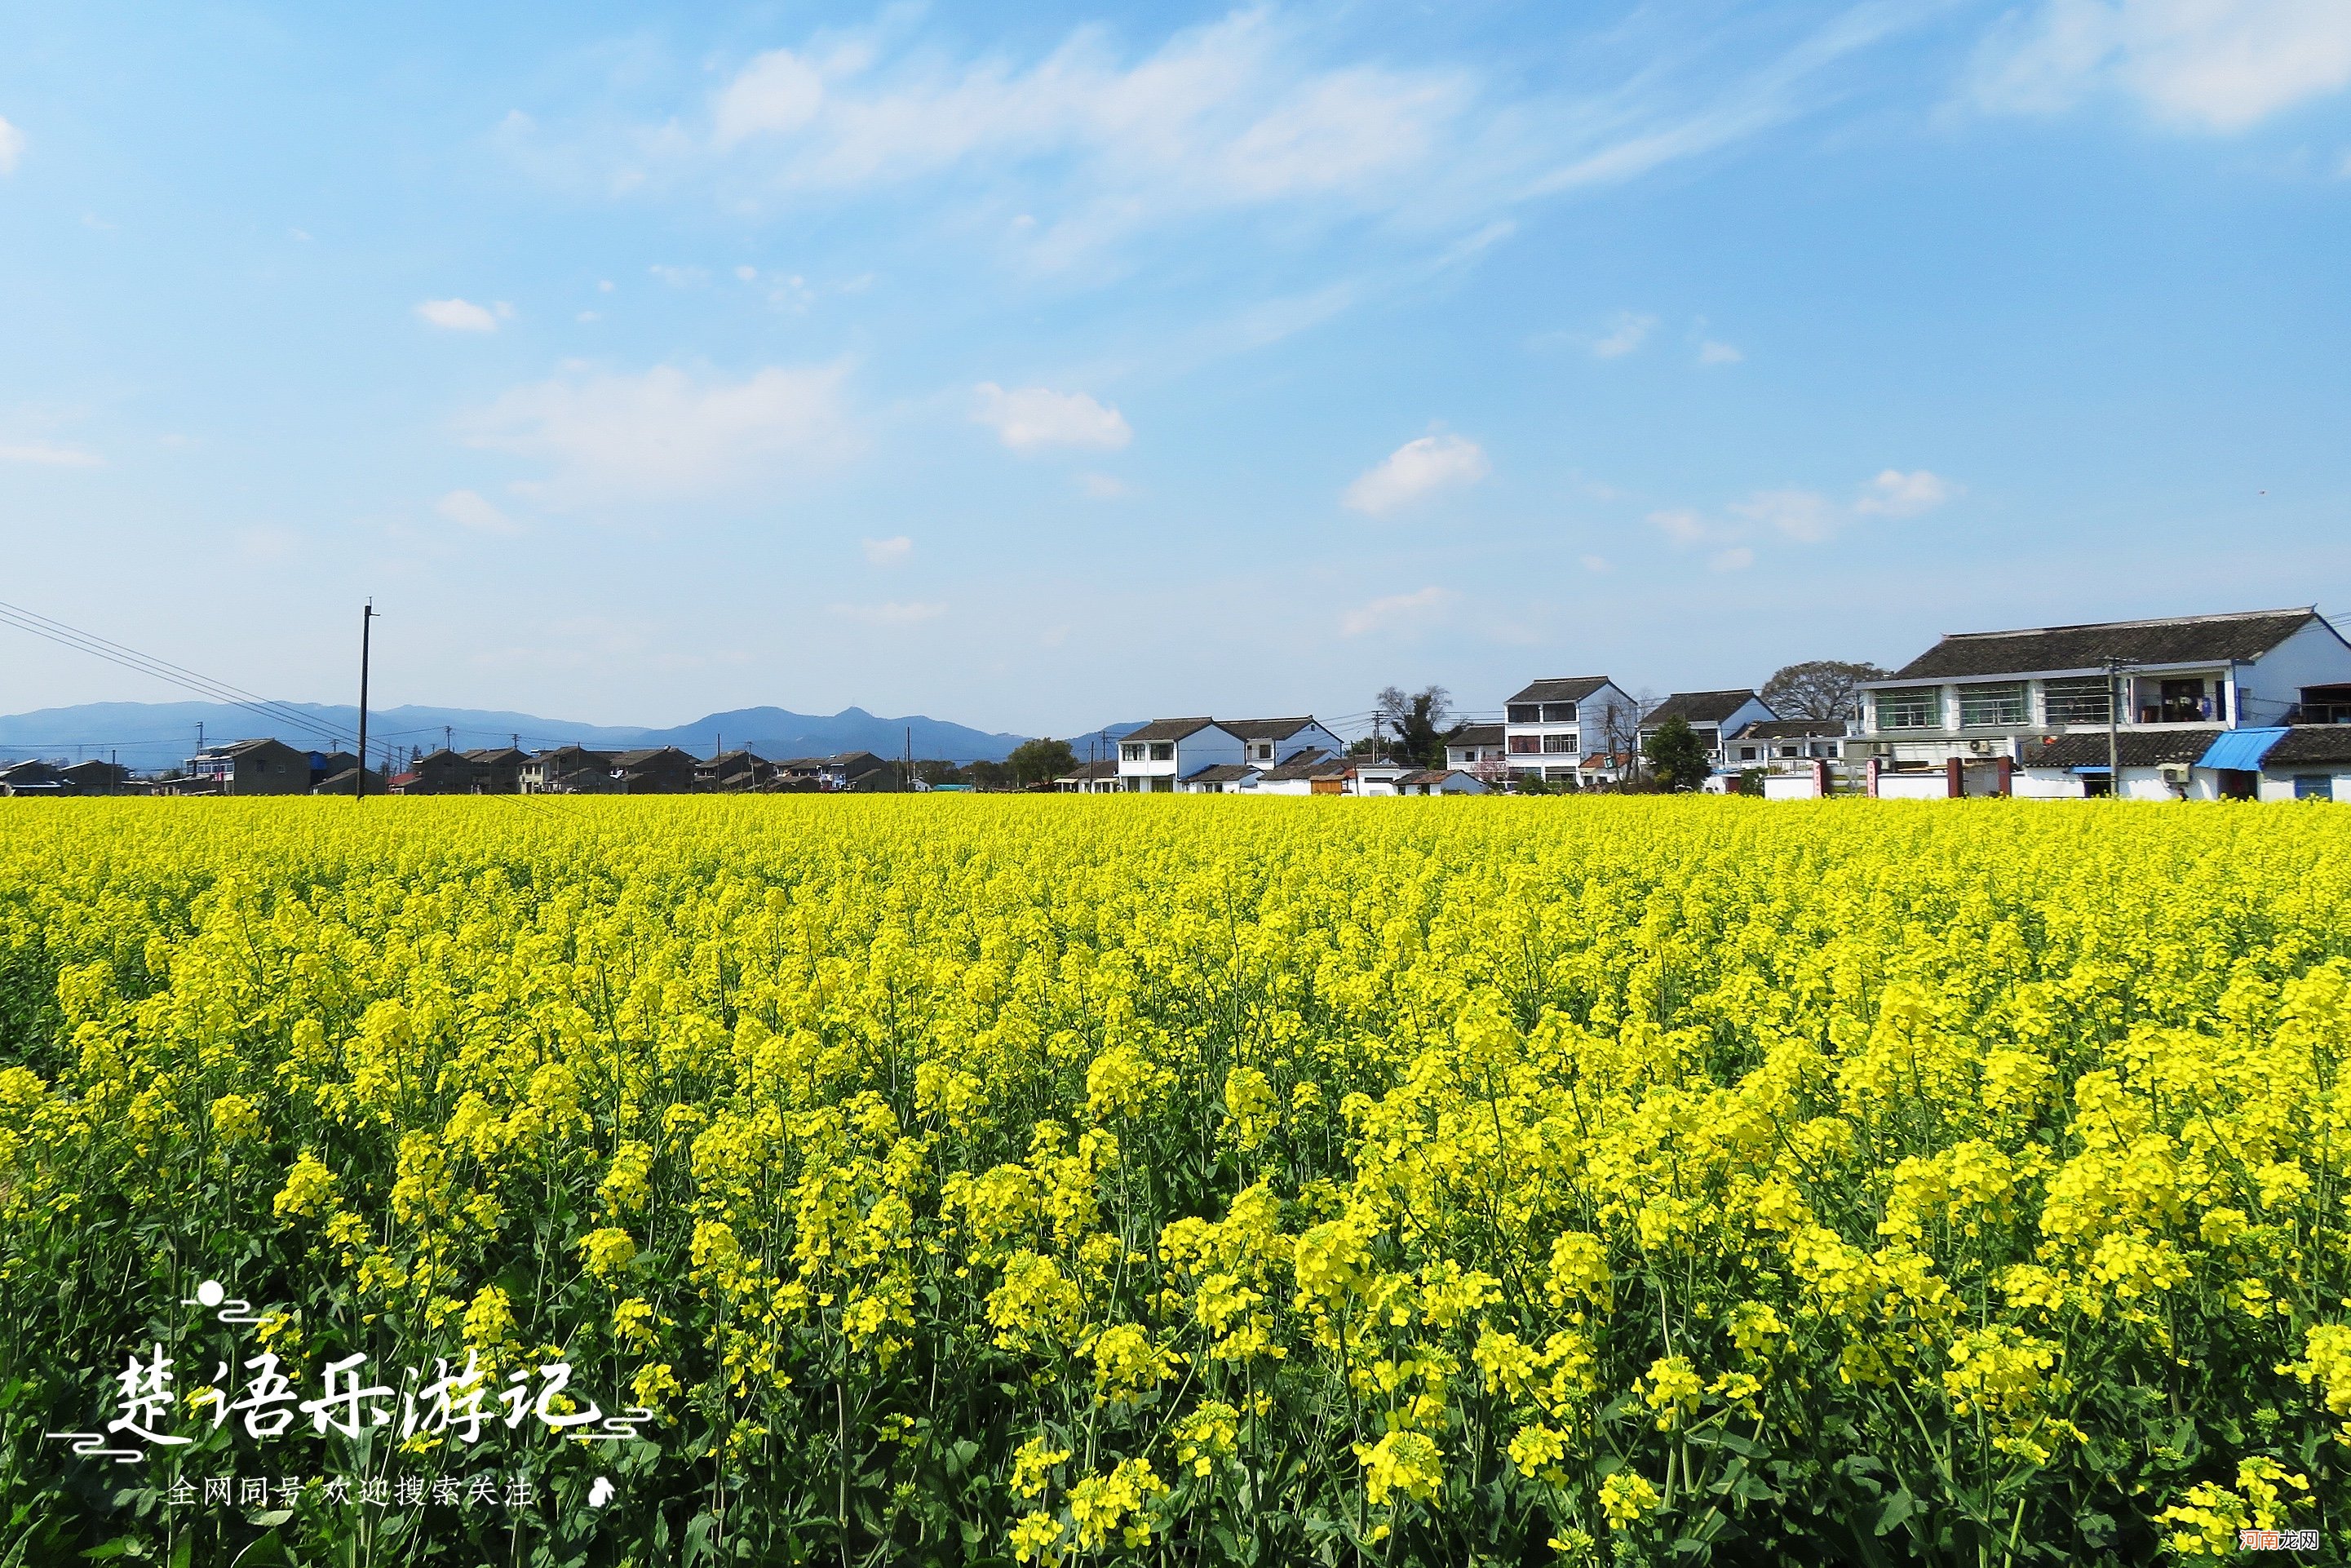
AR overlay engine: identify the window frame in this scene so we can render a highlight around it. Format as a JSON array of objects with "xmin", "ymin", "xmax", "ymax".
[{"xmin": 1875, "ymin": 687, "xmax": 1943, "ymax": 731}]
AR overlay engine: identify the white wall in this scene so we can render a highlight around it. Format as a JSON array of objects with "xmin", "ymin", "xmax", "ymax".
[
  {"xmin": 1876, "ymin": 773, "xmax": 1952, "ymax": 801},
  {"xmin": 2259, "ymin": 772, "xmax": 2350, "ymax": 802},
  {"xmin": 2243, "ymin": 619, "xmax": 2351, "ymax": 727},
  {"xmin": 1762, "ymin": 774, "xmax": 1822, "ymax": 800}
]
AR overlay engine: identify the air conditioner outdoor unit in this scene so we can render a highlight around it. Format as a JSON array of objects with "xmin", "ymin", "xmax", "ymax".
[
  {"xmin": 2158, "ymin": 763, "xmax": 2191, "ymax": 784},
  {"xmin": 1969, "ymin": 739, "xmax": 1991, "ymax": 755}
]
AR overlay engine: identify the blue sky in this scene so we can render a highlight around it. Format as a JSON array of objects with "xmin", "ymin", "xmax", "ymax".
[{"xmin": 3, "ymin": 0, "xmax": 2349, "ymax": 735}]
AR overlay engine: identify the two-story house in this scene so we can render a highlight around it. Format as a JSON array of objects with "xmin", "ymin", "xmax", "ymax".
[
  {"xmin": 1443, "ymin": 724, "xmax": 1507, "ymax": 780},
  {"xmin": 1638, "ymin": 690, "xmax": 1778, "ymax": 775},
  {"xmin": 1116, "ymin": 719, "xmax": 1240, "ymax": 791},
  {"xmin": 188, "ymin": 737, "xmax": 313, "ymax": 795},
  {"xmin": 1502, "ymin": 677, "xmax": 1640, "ymax": 786},
  {"xmin": 1857, "ymin": 609, "xmax": 2351, "ymax": 796},
  {"xmin": 520, "ymin": 746, "xmax": 617, "ymax": 794},
  {"xmin": 1222, "ymin": 717, "xmax": 1347, "ymax": 771}
]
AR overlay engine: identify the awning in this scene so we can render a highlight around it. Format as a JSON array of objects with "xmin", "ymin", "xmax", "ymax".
[{"xmin": 2195, "ymin": 727, "xmax": 2288, "ymax": 771}]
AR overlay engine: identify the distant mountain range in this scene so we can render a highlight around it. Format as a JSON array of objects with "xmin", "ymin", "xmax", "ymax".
[{"xmin": 0, "ymin": 700, "xmax": 1045, "ymax": 772}]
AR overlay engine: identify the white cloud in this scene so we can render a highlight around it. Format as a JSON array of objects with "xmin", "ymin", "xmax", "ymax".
[
  {"xmin": 1592, "ymin": 312, "xmax": 1657, "ymax": 358},
  {"xmin": 1077, "ymin": 472, "xmax": 1131, "ymax": 499},
  {"xmin": 464, "ymin": 361, "xmax": 854, "ymax": 503},
  {"xmin": 0, "ymin": 115, "xmax": 20, "ymax": 175},
  {"xmin": 973, "ymin": 383, "xmax": 1131, "ymax": 450},
  {"xmin": 1853, "ymin": 468, "xmax": 1958, "ymax": 518},
  {"xmin": 1698, "ymin": 339, "xmax": 1744, "ymax": 365},
  {"xmin": 714, "ymin": 48, "xmax": 828, "ymax": 148},
  {"xmin": 1580, "ymin": 554, "xmax": 1611, "ymax": 573},
  {"xmin": 1709, "ymin": 546, "xmax": 1756, "ymax": 572},
  {"xmin": 415, "ymin": 298, "xmax": 501, "ymax": 332},
  {"xmin": 735, "ymin": 264, "xmax": 759, "ymax": 281},
  {"xmin": 1731, "ymin": 487, "xmax": 1838, "ymax": 543},
  {"xmin": 1343, "ymin": 433, "xmax": 1488, "ymax": 514},
  {"xmin": 1647, "ymin": 507, "xmax": 1714, "ymax": 548},
  {"xmin": 830, "ymin": 600, "xmax": 945, "ymax": 627},
  {"xmin": 861, "ymin": 534, "xmax": 913, "ymax": 566},
  {"xmin": 435, "ymin": 489, "xmax": 524, "ymax": 535},
  {"xmin": 1972, "ymin": 0, "xmax": 2351, "ymax": 131},
  {"xmin": 1340, "ymin": 585, "xmax": 1459, "ymax": 637},
  {"xmin": 649, "ymin": 264, "xmax": 708, "ymax": 288},
  {"xmin": 0, "ymin": 439, "xmax": 100, "ymax": 467}
]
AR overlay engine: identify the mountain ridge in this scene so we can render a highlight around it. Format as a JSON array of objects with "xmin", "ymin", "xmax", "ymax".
[{"xmin": 0, "ymin": 700, "xmax": 1037, "ymax": 771}]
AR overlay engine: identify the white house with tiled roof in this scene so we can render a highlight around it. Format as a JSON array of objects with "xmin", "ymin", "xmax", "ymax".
[
  {"xmin": 1114, "ymin": 715, "xmax": 1344, "ymax": 792},
  {"xmin": 1856, "ymin": 608, "xmax": 2351, "ymax": 774},
  {"xmin": 1639, "ymin": 690, "xmax": 1777, "ymax": 773},
  {"xmin": 1502, "ymin": 675, "xmax": 1639, "ymax": 786}
]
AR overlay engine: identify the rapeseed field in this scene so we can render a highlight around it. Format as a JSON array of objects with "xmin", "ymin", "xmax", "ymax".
[{"xmin": 1, "ymin": 796, "xmax": 2345, "ymax": 1566}]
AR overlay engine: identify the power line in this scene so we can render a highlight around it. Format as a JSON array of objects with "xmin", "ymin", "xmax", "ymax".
[{"xmin": 0, "ymin": 597, "xmax": 357, "ymax": 752}]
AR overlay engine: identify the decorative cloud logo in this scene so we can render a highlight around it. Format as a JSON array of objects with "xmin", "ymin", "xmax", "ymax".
[{"xmin": 588, "ymin": 1477, "xmax": 616, "ymax": 1508}]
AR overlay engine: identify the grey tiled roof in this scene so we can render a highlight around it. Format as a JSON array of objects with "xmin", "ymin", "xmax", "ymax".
[
  {"xmin": 1505, "ymin": 676, "xmax": 1613, "ymax": 705},
  {"xmin": 1223, "ymin": 717, "xmax": 1319, "ymax": 742},
  {"xmin": 2020, "ymin": 728, "xmax": 2225, "ymax": 768},
  {"xmin": 2265, "ymin": 726, "xmax": 2351, "ymax": 767},
  {"xmin": 1643, "ymin": 689, "xmax": 1768, "ymax": 726},
  {"xmin": 1446, "ymin": 723, "xmax": 1503, "ymax": 746},
  {"xmin": 1183, "ymin": 764, "xmax": 1261, "ymax": 784},
  {"xmin": 1259, "ymin": 747, "xmax": 1336, "ymax": 782},
  {"xmin": 1885, "ymin": 609, "xmax": 2322, "ymax": 682},
  {"xmin": 1122, "ymin": 717, "xmax": 1220, "ymax": 744},
  {"xmin": 1736, "ymin": 719, "xmax": 1848, "ymax": 739}
]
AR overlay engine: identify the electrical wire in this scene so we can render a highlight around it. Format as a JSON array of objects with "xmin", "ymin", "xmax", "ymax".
[{"xmin": 0, "ymin": 598, "xmax": 358, "ymax": 751}]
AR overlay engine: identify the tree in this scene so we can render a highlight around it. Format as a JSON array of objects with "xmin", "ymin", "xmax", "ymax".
[
  {"xmin": 1761, "ymin": 659, "xmax": 1887, "ymax": 721},
  {"xmin": 966, "ymin": 759, "xmax": 1015, "ymax": 791},
  {"xmin": 1375, "ymin": 684, "xmax": 1453, "ymax": 769},
  {"xmin": 1644, "ymin": 715, "xmax": 1712, "ymax": 792},
  {"xmin": 1007, "ymin": 737, "xmax": 1077, "ymax": 790}
]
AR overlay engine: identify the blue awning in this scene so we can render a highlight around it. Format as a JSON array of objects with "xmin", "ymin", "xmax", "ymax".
[{"xmin": 2196, "ymin": 727, "xmax": 2288, "ymax": 771}]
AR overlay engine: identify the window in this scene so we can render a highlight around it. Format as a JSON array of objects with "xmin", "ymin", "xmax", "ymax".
[
  {"xmin": 2296, "ymin": 775, "xmax": 2336, "ymax": 801},
  {"xmin": 1507, "ymin": 703, "xmax": 1540, "ymax": 724},
  {"xmin": 1541, "ymin": 702, "xmax": 1578, "ymax": 723},
  {"xmin": 1958, "ymin": 682, "xmax": 2026, "ymax": 728},
  {"xmin": 2042, "ymin": 676, "xmax": 2110, "ymax": 726},
  {"xmin": 1738, "ymin": 746, "xmax": 1758, "ymax": 761},
  {"xmin": 1875, "ymin": 687, "xmax": 1942, "ymax": 730},
  {"xmin": 1255, "ymin": 743, "xmax": 1274, "ymax": 761},
  {"xmin": 1778, "ymin": 745, "xmax": 1800, "ymax": 759},
  {"xmin": 1121, "ymin": 743, "xmax": 1144, "ymax": 763},
  {"xmin": 1542, "ymin": 733, "xmax": 1576, "ymax": 754},
  {"xmin": 2158, "ymin": 678, "xmax": 2210, "ymax": 724},
  {"xmin": 1149, "ymin": 742, "xmax": 1174, "ymax": 761},
  {"xmin": 1508, "ymin": 734, "xmax": 1542, "ymax": 755}
]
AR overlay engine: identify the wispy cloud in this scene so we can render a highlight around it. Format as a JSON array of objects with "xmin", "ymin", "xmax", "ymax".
[
  {"xmin": 861, "ymin": 534, "xmax": 913, "ymax": 566},
  {"xmin": 0, "ymin": 115, "xmax": 20, "ymax": 176},
  {"xmin": 0, "ymin": 439, "xmax": 101, "ymax": 467},
  {"xmin": 463, "ymin": 361, "xmax": 855, "ymax": 503},
  {"xmin": 1650, "ymin": 467, "xmax": 1958, "ymax": 559},
  {"xmin": 1077, "ymin": 472, "xmax": 1131, "ymax": 499},
  {"xmin": 1340, "ymin": 585, "xmax": 1459, "ymax": 636},
  {"xmin": 1853, "ymin": 467, "xmax": 1958, "ymax": 517},
  {"xmin": 1344, "ymin": 433, "xmax": 1489, "ymax": 514},
  {"xmin": 973, "ymin": 383, "xmax": 1131, "ymax": 450},
  {"xmin": 1592, "ymin": 312, "xmax": 1658, "ymax": 358},
  {"xmin": 1970, "ymin": 0, "xmax": 2351, "ymax": 131},
  {"xmin": 415, "ymin": 298, "xmax": 508, "ymax": 332},
  {"xmin": 1698, "ymin": 339, "xmax": 1744, "ymax": 365}
]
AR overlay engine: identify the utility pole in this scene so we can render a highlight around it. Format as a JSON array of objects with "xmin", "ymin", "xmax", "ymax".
[
  {"xmin": 2105, "ymin": 656, "xmax": 2123, "ymax": 799},
  {"xmin": 356, "ymin": 601, "xmax": 375, "ymax": 802},
  {"xmin": 444, "ymin": 725, "xmax": 454, "ymax": 754},
  {"xmin": 905, "ymin": 726, "xmax": 912, "ymax": 792}
]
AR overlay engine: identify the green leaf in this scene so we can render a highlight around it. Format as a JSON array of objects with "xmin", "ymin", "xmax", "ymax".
[{"xmin": 1873, "ymin": 1488, "xmax": 1917, "ymax": 1537}]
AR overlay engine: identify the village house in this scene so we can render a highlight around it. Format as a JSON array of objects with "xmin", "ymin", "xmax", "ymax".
[
  {"xmin": 1221, "ymin": 716, "xmax": 1347, "ymax": 770},
  {"xmin": 465, "ymin": 746, "xmax": 528, "ymax": 794},
  {"xmin": 1639, "ymin": 690, "xmax": 1778, "ymax": 776},
  {"xmin": 520, "ymin": 746, "xmax": 617, "ymax": 794},
  {"xmin": 1442, "ymin": 723, "xmax": 1507, "ymax": 779},
  {"xmin": 1114, "ymin": 716, "xmax": 1344, "ymax": 792},
  {"xmin": 1856, "ymin": 608, "xmax": 2351, "ymax": 798},
  {"xmin": 1395, "ymin": 768, "xmax": 1488, "ymax": 795},
  {"xmin": 611, "ymin": 747, "xmax": 699, "ymax": 795},
  {"xmin": 695, "ymin": 750, "xmax": 776, "ymax": 792},
  {"xmin": 1176, "ymin": 764, "xmax": 1260, "ymax": 794},
  {"xmin": 1251, "ymin": 749, "xmax": 1349, "ymax": 795},
  {"xmin": 1502, "ymin": 677, "xmax": 1640, "ymax": 786},
  {"xmin": 1053, "ymin": 759, "xmax": 1122, "ymax": 793},
  {"xmin": 398, "ymin": 748, "xmax": 480, "ymax": 795},
  {"xmin": 0, "ymin": 760, "xmax": 67, "ymax": 795},
  {"xmin": 187, "ymin": 737, "xmax": 313, "ymax": 795}
]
